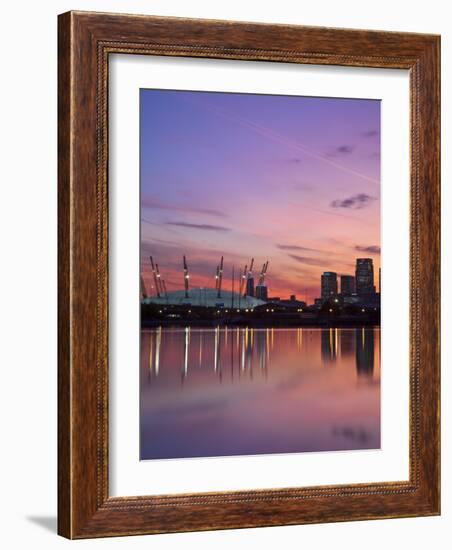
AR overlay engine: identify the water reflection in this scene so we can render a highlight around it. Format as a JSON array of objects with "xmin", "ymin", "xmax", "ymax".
[
  {"xmin": 140, "ymin": 328, "xmax": 380, "ymax": 459},
  {"xmin": 144, "ymin": 327, "xmax": 377, "ymax": 381},
  {"xmin": 321, "ymin": 328, "xmax": 338, "ymax": 363},
  {"xmin": 356, "ymin": 327, "xmax": 374, "ymax": 377},
  {"xmin": 340, "ymin": 329, "xmax": 356, "ymax": 358}
]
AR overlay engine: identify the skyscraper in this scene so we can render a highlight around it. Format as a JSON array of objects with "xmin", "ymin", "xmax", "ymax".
[
  {"xmin": 246, "ymin": 276, "xmax": 255, "ymax": 297},
  {"xmin": 321, "ymin": 272, "xmax": 338, "ymax": 301},
  {"xmin": 355, "ymin": 258, "xmax": 375, "ymax": 295},
  {"xmin": 255, "ymin": 285, "xmax": 268, "ymax": 301},
  {"xmin": 341, "ymin": 275, "xmax": 355, "ymax": 295}
]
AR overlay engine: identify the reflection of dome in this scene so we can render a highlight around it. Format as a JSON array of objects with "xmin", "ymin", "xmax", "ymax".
[{"xmin": 142, "ymin": 288, "xmax": 265, "ymax": 309}]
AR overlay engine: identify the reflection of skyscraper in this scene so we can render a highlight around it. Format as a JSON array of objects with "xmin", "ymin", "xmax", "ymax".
[
  {"xmin": 341, "ymin": 275, "xmax": 355, "ymax": 295},
  {"xmin": 355, "ymin": 258, "xmax": 375, "ymax": 295},
  {"xmin": 340, "ymin": 329, "xmax": 355, "ymax": 358},
  {"xmin": 321, "ymin": 328, "xmax": 337, "ymax": 363},
  {"xmin": 355, "ymin": 328, "xmax": 374, "ymax": 377},
  {"xmin": 321, "ymin": 272, "xmax": 338, "ymax": 301},
  {"xmin": 255, "ymin": 329, "xmax": 268, "ymax": 371}
]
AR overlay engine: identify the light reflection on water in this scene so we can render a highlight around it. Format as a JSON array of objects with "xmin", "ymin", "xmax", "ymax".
[{"xmin": 140, "ymin": 327, "xmax": 380, "ymax": 460}]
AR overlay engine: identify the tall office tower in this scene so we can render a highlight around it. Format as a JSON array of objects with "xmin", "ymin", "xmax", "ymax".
[
  {"xmin": 246, "ymin": 276, "xmax": 255, "ymax": 297},
  {"xmin": 355, "ymin": 258, "xmax": 375, "ymax": 295},
  {"xmin": 340, "ymin": 275, "xmax": 355, "ymax": 295},
  {"xmin": 321, "ymin": 272, "xmax": 338, "ymax": 301},
  {"xmin": 255, "ymin": 285, "xmax": 268, "ymax": 301}
]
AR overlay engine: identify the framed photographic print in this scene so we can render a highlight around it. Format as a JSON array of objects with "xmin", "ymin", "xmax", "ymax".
[{"xmin": 58, "ymin": 11, "xmax": 440, "ymax": 538}]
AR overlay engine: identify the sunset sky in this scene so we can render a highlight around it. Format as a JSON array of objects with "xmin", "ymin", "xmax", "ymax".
[{"xmin": 140, "ymin": 89, "xmax": 380, "ymax": 303}]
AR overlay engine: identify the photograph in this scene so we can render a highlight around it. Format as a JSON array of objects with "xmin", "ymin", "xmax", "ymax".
[{"xmin": 139, "ymin": 89, "xmax": 382, "ymax": 460}]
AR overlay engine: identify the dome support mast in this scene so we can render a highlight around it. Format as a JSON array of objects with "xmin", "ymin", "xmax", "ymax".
[
  {"xmin": 150, "ymin": 256, "xmax": 161, "ymax": 298},
  {"xmin": 183, "ymin": 255, "xmax": 190, "ymax": 298},
  {"xmin": 217, "ymin": 256, "xmax": 224, "ymax": 298}
]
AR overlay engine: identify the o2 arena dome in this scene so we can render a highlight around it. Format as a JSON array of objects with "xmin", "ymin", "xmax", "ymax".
[
  {"xmin": 142, "ymin": 255, "xmax": 269, "ymax": 310},
  {"xmin": 142, "ymin": 288, "xmax": 265, "ymax": 310}
]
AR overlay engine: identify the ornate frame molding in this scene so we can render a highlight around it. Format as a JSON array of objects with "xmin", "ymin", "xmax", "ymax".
[{"xmin": 58, "ymin": 11, "xmax": 440, "ymax": 538}]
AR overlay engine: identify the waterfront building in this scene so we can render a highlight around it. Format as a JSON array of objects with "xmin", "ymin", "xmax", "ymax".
[
  {"xmin": 321, "ymin": 272, "xmax": 338, "ymax": 301},
  {"xmin": 355, "ymin": 258, "xmax": 375, "ymax": 295},
  {"xmin": 341, "ymin": 275, "xmax": 355, "ymax": 296},
  {"xmin": 342, "ymin": 293, "xmax": 361, "ymax": 305},
  {"xmin": 246, "ymin": 276, "xmax": 255, "ymax": 297},
  {"xmin": 255, "ymin": 284, "xmax": 268, "ymax": 301}
]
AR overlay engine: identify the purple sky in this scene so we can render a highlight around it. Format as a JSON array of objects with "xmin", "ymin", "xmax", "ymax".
[{"xmin": 140, "ymin": 89, "xmax": 380, "ymax": 302}]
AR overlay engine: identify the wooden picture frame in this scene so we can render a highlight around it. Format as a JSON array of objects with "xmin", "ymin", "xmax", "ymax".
[{"xmin": 58, "ymin": 10, "xmax": 440, "ymax": 539}]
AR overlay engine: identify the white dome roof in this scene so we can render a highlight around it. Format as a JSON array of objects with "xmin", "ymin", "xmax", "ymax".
[{"xmin": 143, "ymin": 288, "xmax": 265, "ymax": 309}]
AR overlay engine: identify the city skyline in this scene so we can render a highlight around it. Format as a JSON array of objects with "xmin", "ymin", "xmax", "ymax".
[
  {"xmin": 142, "ymin": 253, "xmax": 378, "ymax": 305},
  {"xmin": 140, "ymin": 89, "xmax": 380, "ymax": 303}
]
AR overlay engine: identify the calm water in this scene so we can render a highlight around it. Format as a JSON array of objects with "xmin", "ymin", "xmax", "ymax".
[{"xmin": 140, "ymin": 327, "xmax": 380, "ymax": 460}]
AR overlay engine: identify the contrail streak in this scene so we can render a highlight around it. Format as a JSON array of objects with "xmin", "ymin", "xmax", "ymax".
[{"xmin": 184, "ymin": 95, "xmax": 379, "ymax": 185}]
